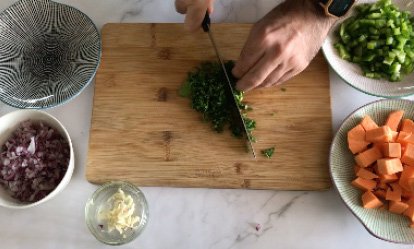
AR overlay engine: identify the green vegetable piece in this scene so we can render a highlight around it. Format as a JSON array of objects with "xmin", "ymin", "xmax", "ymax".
[
  {"xmin": 386, "ymin": 36, "xmax": 394, "ymax": 45},
  {"xmin": 390, "ymin": 62, "xmax": 402, "ymax": 73},
  {"xmin": 368, "ymin": 12, "xmax": 382, "ymax": 19},
  {"xmin": 367, "ymin": 41, "xmax": 377, "ymax": 50},
  {"xmin": 181, "ymin": 61, "xmax": 257, "ymax": 147},
  {"xmin": 334, "ymin": 0, "xmax": 414, "ymax": 82},
  {"xmin": 261, "ymin": 147, "xmax": 275, "ymax": 159},
  {"xmin": 334, "ymin": 43, "xmax": 351, "ymax": 60}
]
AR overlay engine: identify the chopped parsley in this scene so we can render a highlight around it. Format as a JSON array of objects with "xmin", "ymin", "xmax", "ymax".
[
  {"xmin": 180, "ymin": 61, "xmax": 256, "ymax": 142},
  {"xmin": 261, "ymin": 147, "xmax": 275, "ymax": 158}
]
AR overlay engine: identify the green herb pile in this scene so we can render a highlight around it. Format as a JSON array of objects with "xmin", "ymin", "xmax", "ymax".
[
  {"xmin": 334, "ymin": 0, "xmax": 414, "ymax": 81},
  {"xmin": 180, "ymin": 61, "xmax": 256, "ymax": 140},
  {"xmin": 261, "ymin": 147, "xmax": 275, "ymax": 159}
]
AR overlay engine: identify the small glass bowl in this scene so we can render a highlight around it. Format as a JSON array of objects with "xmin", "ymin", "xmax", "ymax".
[{"xmin": 85, "ymin": 181, "xmax": 149, "ymax": 245}]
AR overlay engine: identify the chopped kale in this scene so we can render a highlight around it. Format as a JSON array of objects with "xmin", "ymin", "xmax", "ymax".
[{"xmin": 180, "ymin": 61, "xmax": 256, "ymax": 141}]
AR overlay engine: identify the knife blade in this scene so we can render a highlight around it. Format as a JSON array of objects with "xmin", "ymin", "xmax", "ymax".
[{"xmin": 201, "ymin": 12, "xmax": 256, "ymax": 158}]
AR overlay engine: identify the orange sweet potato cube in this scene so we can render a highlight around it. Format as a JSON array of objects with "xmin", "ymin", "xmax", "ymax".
[
  {"xmin": 385, "ymin": 110, "xmax": 404, "ymax": 131},
  {"xmin": 408, "ymin": 178, "xmax": 414, "ymax": 192},
  {"xmin": 377, "ymin": 158, "xmax": 403, "ymax": 175},
  {"xmin": 402, "ymin": 189, "xmax": 414, "ymax": 199},
  {"xmin": 366, "ymin": 126, "xmax": 393, "ymax": 143},
  {"xmin": 362, "ymin": 191, "xmax": 383, "ymax": 209},
  {"xmin": 383, "ymin": 143, "xmax": 402, "ymax": 158},
  {"xmin": 374, "ymin": 189, "xmax": 387, "ymax": 199},
  {"xmin": 361, "ymin": 116, "xmax": 379, "ymax": 131},
  {"xmin": 348, "ymin": 124, "xmax": 370, "ymax": 154},
  {"xmin": 401, "ymin": 119, "xmax": 414, "ymax": 133},
  {"xmin": 356, "ymin": 167, "xmax": 378, "ymax": 180},
  {"xmin": 399, "ymin": 166, "xmax": 414, "ymax": 191},
  {"xmin": 389, "ymin": 201, "xmax": 409, "ymax": 214},
  {"xmin": 396, "ymin": 131, "xmax": 414, "ymax": 145},
  {"xmin": 405, "ymin": 197, "xmax": 414, "ymax": 206},
  {"xmin": 386, "ymin": 183, "xmax": 402, "ymax": 202},
  {"xmin": 378, "ymin": 173, "xmax": 399, "ymax": 183},
  {"xmin": 352, "ymin": 177, "xmax": 377, "ymax": 191},
  {"xmin": 355, "ymin": 147, "xmax": 382, "ymax": 168},
  {"xmin": 404, "ymin": 206, "xmax": 414, "ymax": 222},
  {"xmin": 402, "ymin": 143, "xmax": 414, "ymax": 167},
  {"xmin": 391, "ymin": 131, "xmax": 399, "ymax": 142}
]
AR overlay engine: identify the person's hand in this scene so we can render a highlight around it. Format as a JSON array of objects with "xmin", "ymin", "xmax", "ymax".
[
  {"xmin": 175, "ymin": 0, "xmax": 215, "ymax": 32},
  {"xmin": 232, "ymin": 0, "xmax": 336, "ymax": 92}
]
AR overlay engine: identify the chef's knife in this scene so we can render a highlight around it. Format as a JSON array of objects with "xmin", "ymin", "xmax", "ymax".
[{"xmin": 201, "ymin": 12, "xmax": 256, "ymax": 158}]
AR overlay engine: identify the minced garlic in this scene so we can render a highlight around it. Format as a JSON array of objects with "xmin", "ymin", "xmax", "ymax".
[{"xmin": 98, "ymin": 188, "xmax": 140, "ymax": 236}]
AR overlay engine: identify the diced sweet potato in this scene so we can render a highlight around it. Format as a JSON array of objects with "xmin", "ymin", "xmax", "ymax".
[
  {"xmin": 408, "ymin": 178, "xmax": 414, "ymax": 192},
  {"xmin": 374, "ymin": 189, "xmax": 387, "ymax": 199},
  {"xmin": 396, "ymin": 131, "xmax": 414, "ymax": 145},
  {"xmin": 379, "ymin": 173, "xmax": 399, "ymax": 183},
  {"xmin": 402, "ymin": 119, "xmax": 414, "ymax": 133},
  {"xmin": 386, "ymin": 183, "xmax": 402, "ymax": 202},
  {"xmin": 405, "ymin": 197, "xmax": 414, "ymax": 206},
  {"xmin": 361, "ymin": 116, "xmax": 379, "ymax": 131},
  {"xmin": 356, "ymin": 167, "xmax": 378, "ymax": 180},
  {"xmin": 348, "ymin": 124, "xmax": 366, "ymax": 139},
  {"xmin": 399, "ymin": 166, "xmax": 414, "ymax": 191},
  {"xmin": 402, "ymin": 144, "xmax": 414, "ymax": 167},
  {"xmin": 385, "ymin": 110, "xmax": 404, "ymax": 131},
  {"xmin": 355, "ymin": 147, "xmax": 382, "ymax": 168},
  {"xmin": 366, "ymin": 126, "xmax": 393, "ymax": 143},
  {"xmin": 348, "ymin": 140, "xmax": 370, "ymax": 155},
  {"xmin": 362, "ymin": 191, "xmax": 383, "ymax": 209},
  {"xmin": 391, "ymin": 131, "xmax": 399, "ymax": 142},
  {"xmin": 377, "ymin": 181, "xmax": 388, "ymax": 189},
  {"xmin": 383, "ymin": 143, "xmax": 402, "ymax": 158},
  {"xmin": 377, "ymin": 158, "xmax": 403, "ymax": 175},
  {"xmin": 348, "ymin": 124, "xmax": 370, "ymax": 154},
  {"xmin": 389, "ymin": 201, "xmax": 409, "ymax": 214},
  {"xmin": 352, "ymin": 177, "xmax": 377, "ymax": 191},
  {"xmin": 348, "ymin": 114, "xmax": 414, "ymax": 226},
  {"xmin": 404, "ymin": 206, "xmax": 414, "ymax": 222},
  {"xmin": 402, "ymin": 189, "xmax": 413, "ymax": 199}
]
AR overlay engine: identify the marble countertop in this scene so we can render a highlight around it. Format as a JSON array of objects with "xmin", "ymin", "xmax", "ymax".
[{"xmin": 0, "ymin": 0, "xmax": 413, "ymax": 248}]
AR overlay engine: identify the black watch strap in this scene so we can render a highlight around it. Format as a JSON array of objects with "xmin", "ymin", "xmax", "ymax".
[{"xmin": 320, "ymin": 0, "xmax": 355, "ymax": 18}]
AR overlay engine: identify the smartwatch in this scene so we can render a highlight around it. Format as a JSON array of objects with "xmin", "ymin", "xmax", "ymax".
[{"xmin": 319, "ymin": 0, "xmax": 356, "ymax": 18}]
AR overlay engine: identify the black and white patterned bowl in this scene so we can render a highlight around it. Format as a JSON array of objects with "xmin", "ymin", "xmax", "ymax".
[{"xmin": 0, "ymin": 0, "xmax": 101, "ymax": 108}]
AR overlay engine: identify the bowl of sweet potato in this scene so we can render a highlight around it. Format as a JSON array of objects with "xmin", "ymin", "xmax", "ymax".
[{"xmin": 330, "ymin": 98, "xmax": 414, "ymax": 244}]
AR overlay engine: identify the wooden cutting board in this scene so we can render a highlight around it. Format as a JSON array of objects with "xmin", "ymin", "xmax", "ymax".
[{"xmin": 86, "ymin": 23, "xmax": 332, "ymax": 190}]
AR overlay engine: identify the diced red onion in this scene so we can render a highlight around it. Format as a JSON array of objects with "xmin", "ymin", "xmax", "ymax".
[{"xmin": 0, "ymin": 120, "xmax": 70, "ymax": 203}]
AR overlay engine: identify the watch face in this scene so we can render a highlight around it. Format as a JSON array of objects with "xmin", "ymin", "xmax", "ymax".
[{"xmin": 329, "ymin": 0, "xmax": 355, "ymax": 17}]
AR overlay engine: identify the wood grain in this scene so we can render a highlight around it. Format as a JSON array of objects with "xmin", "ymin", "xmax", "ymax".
[{"xmin": 86, "ymin": 23, "xmax": 332, "ymax": 190}]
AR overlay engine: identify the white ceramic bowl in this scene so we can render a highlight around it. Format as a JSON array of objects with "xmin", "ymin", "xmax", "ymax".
[
  {"xmin": 0, "ymin": 110, "xmax": 74, "ymax": 209},
  {"xmin": 322, "ymin": 0, "xmax": 414, "ymax": 98},
  {"xmin": 330, "ymin": 99, "xmax": 414, "ymax": 244}
]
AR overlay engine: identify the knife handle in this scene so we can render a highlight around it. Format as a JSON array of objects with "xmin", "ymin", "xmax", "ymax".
[{"xmin": 201, "ymin": 11, "xmax": 210, "ymax": 32}]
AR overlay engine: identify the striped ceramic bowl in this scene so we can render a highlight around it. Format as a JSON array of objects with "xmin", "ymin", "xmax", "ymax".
[
  {"xmin": 0, "ymin": 0, "xmax": 101, "ymax": 108},
  {"xmin": 330, "ymin": 99, "xmax": 414, "ymax": 244}
]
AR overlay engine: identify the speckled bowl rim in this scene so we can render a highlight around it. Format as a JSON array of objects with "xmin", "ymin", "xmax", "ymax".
[{"xmin": 329, "ymin": 98, "xmax": 414, "ymax": 244}]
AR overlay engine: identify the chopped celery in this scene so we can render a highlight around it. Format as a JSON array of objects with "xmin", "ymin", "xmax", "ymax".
[{"xmin": 334, "ymin": 0, "xmax": 414, "ymax": 82}]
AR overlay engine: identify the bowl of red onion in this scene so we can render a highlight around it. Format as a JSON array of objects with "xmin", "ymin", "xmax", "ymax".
[{"xmin": 0, "ymin": 110, "xmax": 74, "ymax": 209}]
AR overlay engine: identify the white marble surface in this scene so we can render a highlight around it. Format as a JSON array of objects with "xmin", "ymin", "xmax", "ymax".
[{"xmin": 0, "ymin": 0, "xmax": 414, "ymax": 248}]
